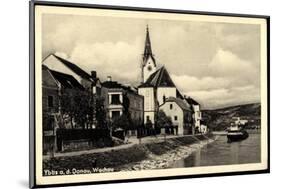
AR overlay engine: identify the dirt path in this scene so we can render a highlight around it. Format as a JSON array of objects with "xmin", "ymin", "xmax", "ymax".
[{"xmin": 43, "ymin": 135, "xmax": 189, "ymax": 160}]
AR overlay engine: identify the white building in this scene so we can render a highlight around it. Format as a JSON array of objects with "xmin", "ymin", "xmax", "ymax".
[
  {"xmin": 139, "ymin": 27, "xmax": 175, "ymax": 124},
  {"xmin": 200, "ymin": 124, "xmax": 208, "ymax": 134},
  {"xmin": 185, "ymin": 97, "xmax": 203, "ymax": 134},
  {"xmin": 138, "ymin": 26, "xmax": 191, "ymax": 130},
  {"xmin": 159, "ymin": 97, "xmax": 193, "ymax": 135},
  {"xmin": 234, "ymin": 117, "xmax": 248, "ymax": 125}
]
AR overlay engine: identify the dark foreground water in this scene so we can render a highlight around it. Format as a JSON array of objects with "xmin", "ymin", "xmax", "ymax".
[{"xmin": 172, "ymin": 133, "xmax": 261, "ymax": 168}]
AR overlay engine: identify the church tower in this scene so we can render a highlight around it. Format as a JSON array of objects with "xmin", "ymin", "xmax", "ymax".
[{"xmin": 141, "ymin": 25, "xmax": 157, "ymax": 83}]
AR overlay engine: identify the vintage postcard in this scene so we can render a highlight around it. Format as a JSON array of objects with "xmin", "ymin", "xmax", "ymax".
[{"xmin": 30, "ymin": 1, "xmax": 269, "ymax": 188}]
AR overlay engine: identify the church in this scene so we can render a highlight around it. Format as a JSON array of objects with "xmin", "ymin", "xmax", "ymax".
[{"xmin": 138, "ymin": 26, "xmax": 200, "ymax": 135}]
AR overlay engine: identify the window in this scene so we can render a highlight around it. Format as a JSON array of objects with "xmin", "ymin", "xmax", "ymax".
[
  {"xmin": 92, "ymin": 86, "xmax": 96, "ymax": 94},
  {"xmin": 174, "ymin": 116, "xmax": 178, "ymax": 121},
  {"xmin": 111, "ymin": 94, "xmax": 121, "ymax": 104},
  {"xmin": 112, "ymin": 111, "xmax": 120, "ymax": 119},
  {"xmin": 48, "ymin": 96, "xmax": 53, "ymax": 108},
  {"xmin": 163, "ymin": 95, "xmax": 166, "ymax": 103},
  {"xmin": 170, "ymin": 104, "xmax": 173, "ymax": 110}
]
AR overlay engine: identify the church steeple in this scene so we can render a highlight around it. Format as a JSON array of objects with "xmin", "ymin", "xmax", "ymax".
[
  {"xmin": 141, "ymin": 25, "xmax": 157, "ymax": 83},
  {"xmin": 143, "ymin": 25, "xmax": 155, "ymax": 64}
]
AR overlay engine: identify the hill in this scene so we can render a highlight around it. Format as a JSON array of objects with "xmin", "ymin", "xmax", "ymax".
[{"xmin": 202, "ymin": 103, "xmax": 261, "ymax": 131}]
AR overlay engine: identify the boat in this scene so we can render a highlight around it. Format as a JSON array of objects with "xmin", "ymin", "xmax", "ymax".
[{"xmin": 227, "ymin": 123, "xmax": 249, "ymax": 142}]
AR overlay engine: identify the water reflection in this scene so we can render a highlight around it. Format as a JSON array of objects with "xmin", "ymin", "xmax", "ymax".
[{"xmin": 172, "ymin": 133, "xmax": 261, "ymax": 168}]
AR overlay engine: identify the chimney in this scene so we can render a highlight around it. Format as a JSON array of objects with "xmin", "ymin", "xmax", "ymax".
[
  {"xmin": 107, "ymin": 76, "xmax": 112, "ymax": 82},
  {"xmin": 91, "ymin": 71, "xmax": 97, "ymax": 79}
]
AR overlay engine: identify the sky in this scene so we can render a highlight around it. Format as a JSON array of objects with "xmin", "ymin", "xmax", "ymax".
[{"xmin": 42, "ymin": 13, "xmax": 261, "ymax": 109}]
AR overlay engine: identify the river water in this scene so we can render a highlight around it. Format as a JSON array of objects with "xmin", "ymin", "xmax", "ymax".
[{"xmin": 171, "ymin": 132, "xmax": 261, "ymax": 168}]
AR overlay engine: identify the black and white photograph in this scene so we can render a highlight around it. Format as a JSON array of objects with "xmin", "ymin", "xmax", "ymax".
[{"xmin": 30, "ymin": 1, "xmax": 269, "ymax": 187}]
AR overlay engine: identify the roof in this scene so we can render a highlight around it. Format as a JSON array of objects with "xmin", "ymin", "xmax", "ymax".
[
  {"xmin": 185, "ymin": 97, "xmax": 200, "ymax": 105},
  {"xmin": 42, "ymin": 64, "xmax": 49, "ymax": 71},
  {"xmin": 139, "ymin": 66, "xmax": 176, "ymax": 88},
  {"xmin": 176, "ymin": 89, "xmax": 184, "ymax": 99},
  {"xmin": 102, "ymin": 81, "xmax": 138, "ymax": 94},
  {"xmin": 49, "ymin": 69, "xmax": 85, "ymax": 90},
  {"xmin": 102, "ymin": 81, "xmax": 123, "ymax": 89},
  {"xmin": 52, "ymin": 54, "xmax": 92, "ymax": 81},
  {"xmin": 143, "ymin": 26, "xmax": 156, "ymax": 64},
  {"xmin": 164, "ymin": 97, "xmax": 191, "ymax": 111}
]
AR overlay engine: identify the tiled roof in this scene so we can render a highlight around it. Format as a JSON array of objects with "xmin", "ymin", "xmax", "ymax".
[
  {"xmin": 53, "ymin": 54, "xmax": 92, "ymax": 81},
  {"xmin": 165, "ymin": 97, "xmax": 191, "ymax": 111},
  {"xmin": 139, "ymin": 66, "xmax": 176, "ymax": 88},
  {"xmin": 49, "ymin": 69, "xmax": 85, "ymax": 90}
]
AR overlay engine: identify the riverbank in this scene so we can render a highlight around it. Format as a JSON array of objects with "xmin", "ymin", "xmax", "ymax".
[
  {"xmin": 43, "ymin": 133, "xmax": 216, "ymax": 175},
  {"xmin": 120, "ymin": 134, "xmax": 217, "ymax": 171}
]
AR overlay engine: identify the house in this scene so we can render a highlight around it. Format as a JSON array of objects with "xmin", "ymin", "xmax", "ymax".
[
  {"xmin": 199, "ymin": 120, "xmax": 208, "ymax": 134},
  {"xmin": 159, "ymin": 97, "xmax": 193, "ymax": 135},
  {"xmin": 233, "ymin": 117, "xmax": 248, "ymax": 125},
  {"xmin": 185, "ymin": 96, "xmax": 203, "ymax": 134},
  {"xmin": 138, "ymin": 26, "xmax": 186, "ymax": 127},
  {"xmin": 43, "ymin": 54, "xmax": 102, "ymax": 94},
  {"xmin": 42, "ymin": 65, "xmax": 86, "ymax": 153},
  {"xmin": 43, "ymin": 54, "xmax": 102, "ymax": 127},
  {"xmin": 101, "ymin": 76, "xmax": 144, "ymax": 128},
  {"xmin": 42, "ymin": 65, "xmax": 60, "ymax": 154}
]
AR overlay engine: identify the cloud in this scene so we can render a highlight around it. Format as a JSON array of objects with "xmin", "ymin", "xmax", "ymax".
[
  {"xmin": 170, "ymin": 48, "xmax": 260, "ymax": 108},
  {"xmin": 208, "ymin": 49, "xmax": 258, "ymax": 77},
  {"xmin": 69, "ymin": 38, "xmax": 143, "ymax": 83},
  {"xmin": 171, "ymin": 74, "xmax": 230, "ymax": 92},
  {"xmin": 42, "ymin": 14, "xmax": 261, "ymax": 108},
  {"xmin": 188, "ymin": 85, "xmax": 260, "ymax": 109},
  {"xmin": 208, "ymin": 49, "xmax": 260, "ymax": 88}
]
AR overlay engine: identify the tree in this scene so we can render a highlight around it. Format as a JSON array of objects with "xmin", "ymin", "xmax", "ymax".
[
  {"xmin": 95, "ymin": 96, "xmax": 107, "ymax": 129},
  {"xmin": 156, "ymin": 110, "xmax": 172, "ymax": 128},
  {"xmin": 111, "ymin": 114, "xmax": 130, "ymax": 131},
  {"xmin": 121, "ymin": 92, "xmax": 133, "ymax": 130},
  {"xmin": 145, "ymin": 119, "xmax": 153, "ymax": 128},
  {"xmin": 60, "ymin": 89, "xmax": 94, "ymax": 129}
]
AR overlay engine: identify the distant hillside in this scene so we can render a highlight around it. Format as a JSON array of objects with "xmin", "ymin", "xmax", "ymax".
[{"xmin": 202, "ymin": 103, "xmax": 261, "ymax": 131}]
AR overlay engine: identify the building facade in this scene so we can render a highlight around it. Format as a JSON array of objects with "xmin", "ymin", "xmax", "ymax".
[
  {"xmin": 42, "ymin": 65, "xmax": 88, "ymax": 153},
  {"xmin": 43, "ymin": 54, "xmax": 102, "ymax": 127},
  {"xmin": 42, "ymin": 65, "xmax": 60, "ymax": 154},
  {"xmin": 159, "ymin": 97, "xmax": 193, "ymax": 135},
  {"xmin": 102, "ymin": 77, "xmax": 144, "ymax": 127},
  {"xmin": 185, "ymin": 97, "xmax": 204, "ymax": 134}
]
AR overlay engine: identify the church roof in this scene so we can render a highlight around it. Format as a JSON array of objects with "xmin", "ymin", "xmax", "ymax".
[
  {"xmin": 164, "ymin": 97, "xmax": 192, "ymax": 111},
  {"xmin": 139, "ymin": 66, "xmax": 176, "ymax": 88}
]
